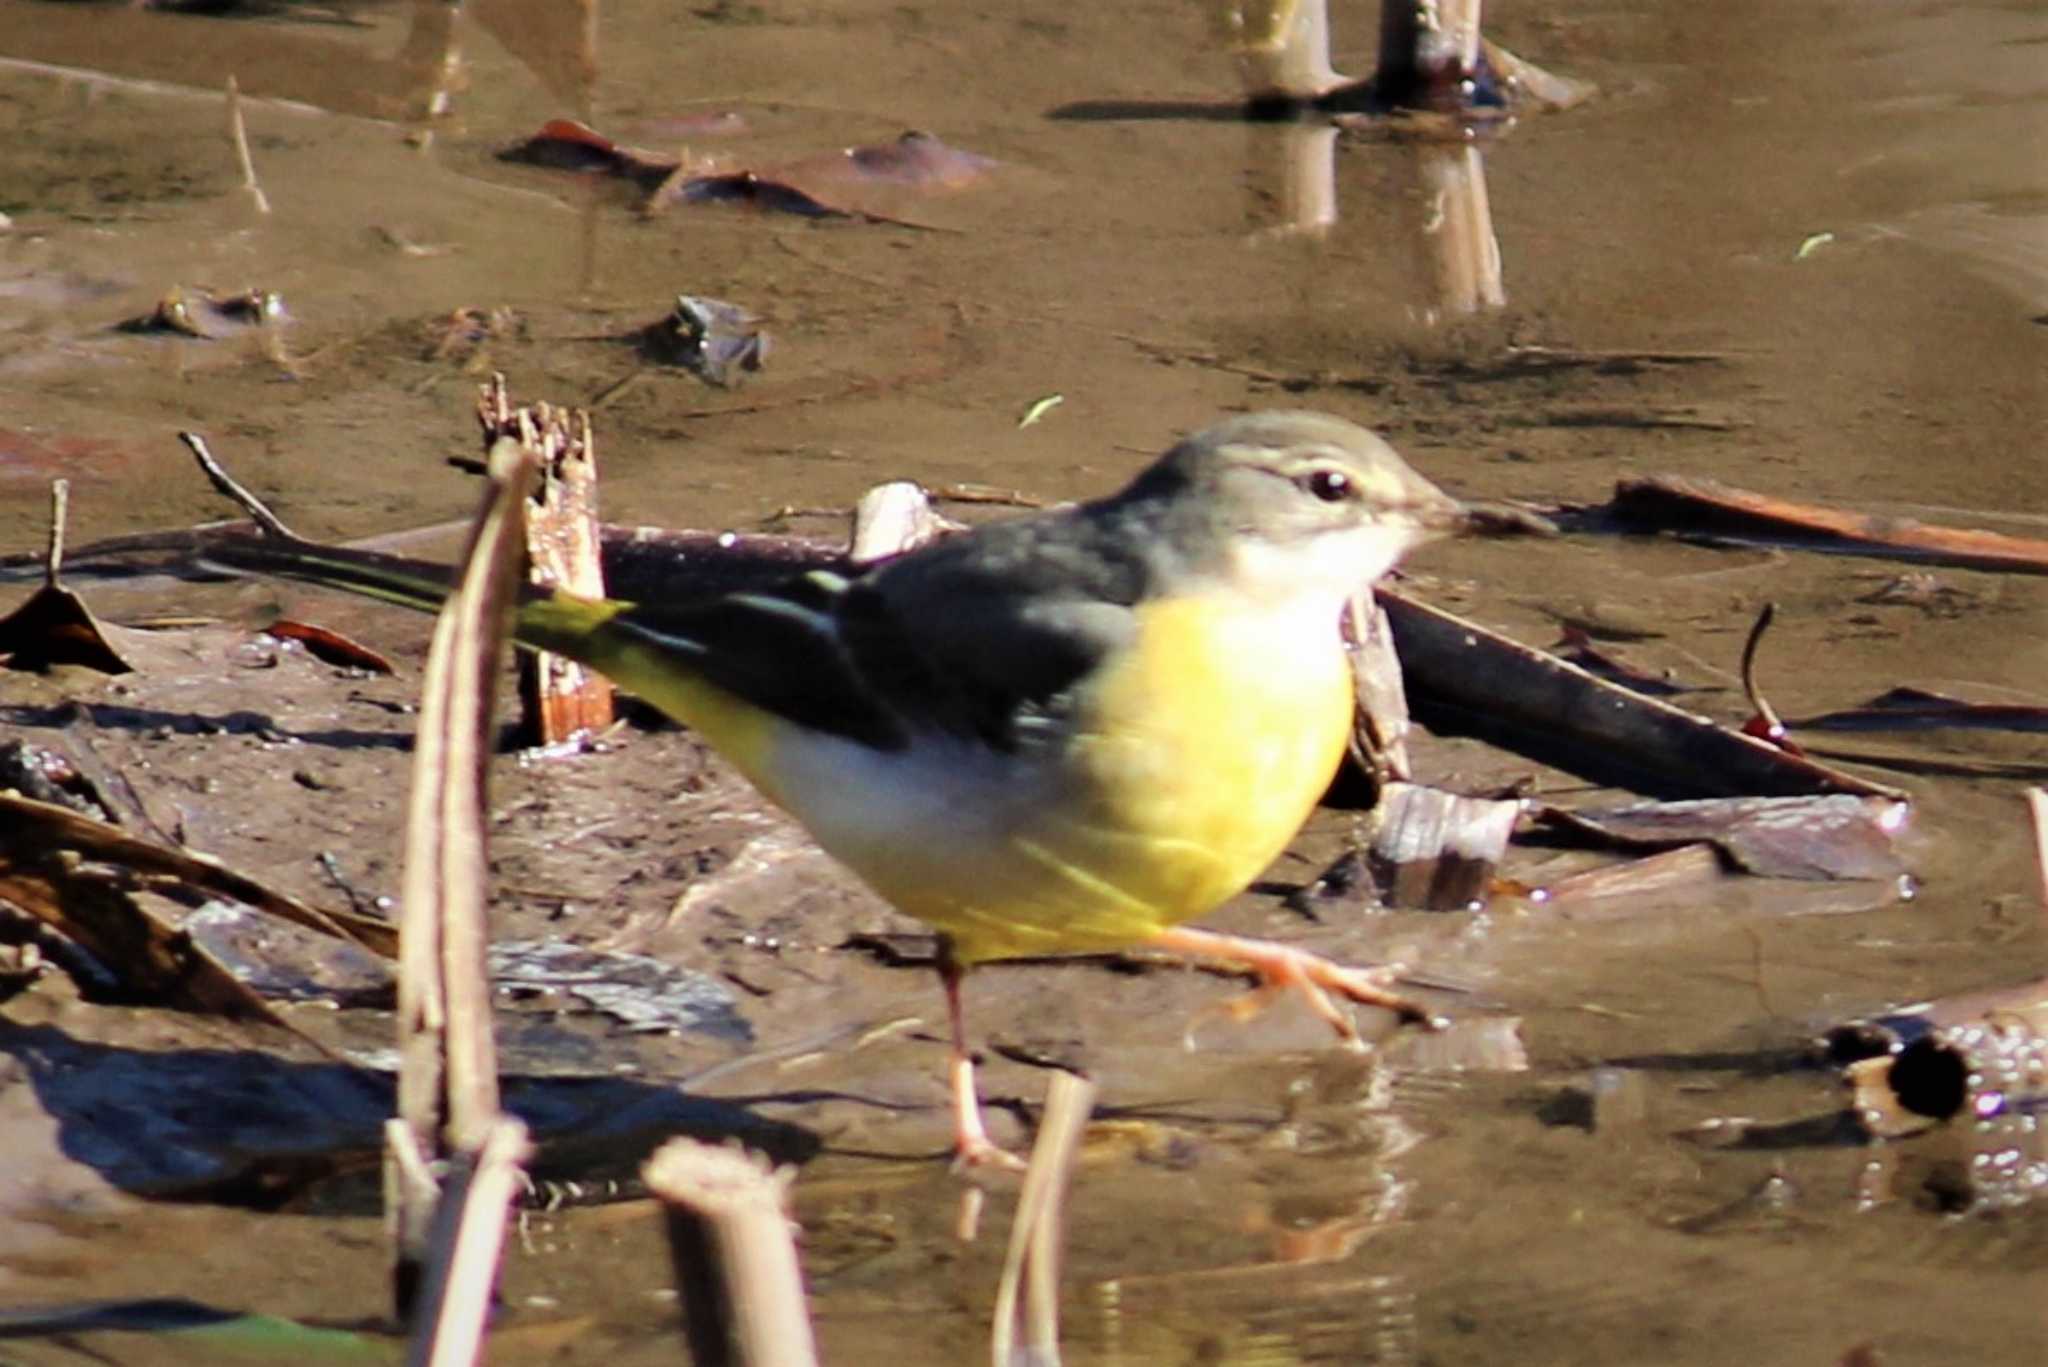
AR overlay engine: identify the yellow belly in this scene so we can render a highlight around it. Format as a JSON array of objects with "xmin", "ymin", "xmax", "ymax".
[{"xmin": 829, "ymin": 594, "xmax": 1356, "ymax": 964}]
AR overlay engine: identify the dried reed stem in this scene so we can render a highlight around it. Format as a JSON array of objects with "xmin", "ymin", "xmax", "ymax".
[{"xmin": 645, "ymin": 1139, "xmax": 819, "ymax": 1367}]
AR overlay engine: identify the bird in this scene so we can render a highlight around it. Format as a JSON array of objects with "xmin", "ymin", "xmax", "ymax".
[{"xmin": 202, "ymin": 410, "xmax": 1469, "ymax": 1167}]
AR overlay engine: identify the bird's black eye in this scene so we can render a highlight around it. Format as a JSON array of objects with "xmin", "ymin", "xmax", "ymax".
[{"xmin": 1301, "ymin": 467, "xmax": 1353, "ymax": 502}]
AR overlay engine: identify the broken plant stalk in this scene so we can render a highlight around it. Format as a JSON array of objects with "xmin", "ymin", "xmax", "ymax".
[
  {"xmin": 644, "ymin": 1139, "xmax": 820, "ymax": 1367},
  {"xmin": 2030, "ymin": 788, "xmax": 2048, "ymax": 919},
  {"xmin": 475, "ymin": 377, "xmax": 614, "ymax": 743},
  {"xmin": 387, "ymin": 427, "xmax": 537, "ymax": 1319},
  {"xmin": 1375, "ymin": 0, "xmax": 1484, "ymax": 109}
]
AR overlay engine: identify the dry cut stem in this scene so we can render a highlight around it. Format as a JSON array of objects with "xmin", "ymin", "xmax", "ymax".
[{"xmin": 645, "ymin": 1139, "xmax": 820, "ymax": 1367}]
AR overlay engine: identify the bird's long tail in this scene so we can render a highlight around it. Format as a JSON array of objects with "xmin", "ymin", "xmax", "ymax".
[
  {"xmin": 200, "ymin": 535, "xmax": 460, "ymax": 618},
  {"xmin": 198, "ymin": 533, "xmax": 644, "ymax": 688},
  {"xmin": 198, "ymin": 532, "xmax": 884, "ymax": 779}
]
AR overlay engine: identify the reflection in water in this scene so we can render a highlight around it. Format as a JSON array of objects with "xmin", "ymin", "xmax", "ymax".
[
  {"xmin": 0, "ymin": 0, "xmax": 597, "ymax": 129},
  {"xmin": 1073, "ymin": 1052, "xmax": 1427, "ymax": 1362},
  {"xmin": 1094, "ymin": 1266, "xmax": 1418, "ymax": 1366},
  {"xmin": 1247, "ymin": 130, "xmax": 1504, "ymax": 317},
  {"xmin": 1416, "ymin": 143, "xmax": 1504, "ymax": 317},
  {"xmin": 1251, "ymin": 122, "xmax": 1341, "ymax": 237},
  {"xmin": 1226, "ymin": 0, "xmax": 1506, "ymax": 317},
  {"xmin": 400, "ymin": 0, "xmax": 602, "ymax": 134}
]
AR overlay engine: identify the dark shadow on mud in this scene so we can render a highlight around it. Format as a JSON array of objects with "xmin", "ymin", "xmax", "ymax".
[
  {"xmin": 1695, "ymin": 1110, "xmax": 1869, "ymax": 1150},
  {"xmin": 1046, "ymin": 99, "xmax": 1264, "ymax": 123},
  {"xmin": 0, "ymin": 701, "xmax": 413, "ymax": 753},
  {"xmin": 0, "ymin": 1022, "xmax": 820, "ymax": 1211},
  {"xmin": 1597, "ymin": 1046, "xmax": 1824, "ymax": 1076}
]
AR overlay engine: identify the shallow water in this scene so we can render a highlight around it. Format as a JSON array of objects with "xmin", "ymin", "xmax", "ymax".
[{"xmin": 1, "ymin": 0, "xmax": 2046, "ymax": 1362}]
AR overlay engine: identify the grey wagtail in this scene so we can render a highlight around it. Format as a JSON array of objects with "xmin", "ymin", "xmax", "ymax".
[{"xmin": 204, "ymin": 410, "xmax": 1468, "ymax": 1167}]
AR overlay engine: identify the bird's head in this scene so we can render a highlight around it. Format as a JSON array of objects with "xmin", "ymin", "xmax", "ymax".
[{"xmin": 1122, "ymin": 411, "xmax": 1469, "ymax": 600}]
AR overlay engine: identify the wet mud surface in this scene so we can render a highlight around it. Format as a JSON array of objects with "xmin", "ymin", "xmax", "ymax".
[{"xmin": 1, "ymin": 0, "xmax": 2046, "ymax": 1362}]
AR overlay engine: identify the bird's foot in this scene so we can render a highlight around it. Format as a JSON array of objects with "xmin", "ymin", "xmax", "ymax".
[
  {"xmin": 948, "ymin": 1050, "xmax": 1028, "ymax": 1172},
  {"xmin": 1149, "ymin": 925, "xmax": 1446, "ymax": 1047},
  {"xmin": 951, "ymin": 1134, "xmax": 1028, "ymax": 1173}
]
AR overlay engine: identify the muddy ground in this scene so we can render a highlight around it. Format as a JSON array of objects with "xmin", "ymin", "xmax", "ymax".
[{"xmin": 1, "ymin": 0, "xmax": 2046, "ymax": 1363}]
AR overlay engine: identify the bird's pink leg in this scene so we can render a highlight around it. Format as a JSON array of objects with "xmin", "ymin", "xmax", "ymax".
[{"xmin": 939, "ymin": 952, "xmax": 1027, "ymax": 1171}]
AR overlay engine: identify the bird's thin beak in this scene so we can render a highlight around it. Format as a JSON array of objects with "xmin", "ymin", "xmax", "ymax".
[
  {"xmin": 1415, "ymin": 495, "xmax": 1478, "ymax": 539},
  {"xmin": 1444, "ymin": 499, "xmax": 1560, "ymax": 539}
]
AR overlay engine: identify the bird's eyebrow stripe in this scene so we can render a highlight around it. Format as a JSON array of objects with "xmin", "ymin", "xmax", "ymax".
[{"xmin": 1248, "ymin": 452, "xmax": 1338, "ymax": 480}]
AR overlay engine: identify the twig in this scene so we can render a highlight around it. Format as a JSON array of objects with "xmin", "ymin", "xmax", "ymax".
[
  {"xmin": 0, "ymin": 54, "xmax": 331, "ymax": 115},
  {"xmin": 1530, "ymin": 406, "xmax": 1739, "ymax": 432},
  {"xmin": 1500, "ymin": 344, "xmax": 1736, "ymax": 368},
  {"xmin": 45, "ymin": 479, "xmax": 67, "ymax": 585},
  {"xmin": 1739, "ymin": 602, "xmax": 1787, "ymax": 743},
  {"xmin": 588, "ymin": 366, "xmax": 649, "ymax": 410},
  {"xmin": 930, "ymin": 483, "xmax": 1050, "ymax": 509},
  {"xmin": 318, "ymin": 850, "xmax": 388, "ymax": 918},
  {"xmin": 225, "ymin": 76, "xmax": 272, "ymax": 215},
  {"xmin": 178, "ymin": 432, "xmax": 296, "ymax": 539},
  {"xmin": 645, "ymin": 1139, "xmax": 820, "ymax": 1367},
  {"xmin": 641, "ymin": 159, "xmax": 696, "ymax": 219}
]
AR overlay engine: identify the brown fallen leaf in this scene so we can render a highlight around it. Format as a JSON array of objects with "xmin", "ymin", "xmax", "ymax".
[
  {"xmin": 0, "ymin": 794, "xmax": 325, "ymax": 1024},
  {"xmin": 505, "ymin": 118, "xmax": 991, "ymax": 227},
  {"xmin": 1536, "ymin": 793, "xmax": 1910, "ymax": 881},
  {"xmin": 1612, "ymin": 473, "xmax": 2048, "ymax": 575},
  {"xmin": 264, "ymin": 618, "xmax": 396, "ymax": 674},
  {"xmin": 501, "ymin": 117, "xmax": 675, "ymax": 188}
]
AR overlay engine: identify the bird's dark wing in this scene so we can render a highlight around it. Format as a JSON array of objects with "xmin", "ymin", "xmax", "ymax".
[
  {"xmin": 835, "ymin": 513, "xmax": 1148, "ymax": 751},
  {"xmin": 607, "ymin": 512, "xmax": 1149, "ymax": 753},
  {"xmin": 608, "ymin": 570, "xmax": 908, "ymax": 751}
]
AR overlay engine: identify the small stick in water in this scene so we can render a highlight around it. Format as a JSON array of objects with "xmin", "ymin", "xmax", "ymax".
[
  {"xmin": 226, "ymin": 76, "xmax": 271, "ymax": 215},
  {"xmin": 178, "ymin": 431, "xmax": 296, "ymax": 540}
]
